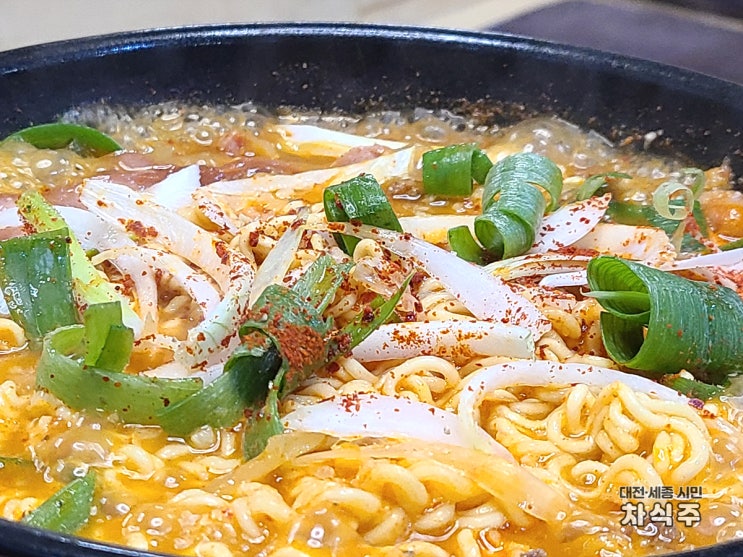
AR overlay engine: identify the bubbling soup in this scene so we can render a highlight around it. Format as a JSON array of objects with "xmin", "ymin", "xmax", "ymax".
[{"xmin": 1, "ymin": 102, "xmax": 743, "ymax": 557}]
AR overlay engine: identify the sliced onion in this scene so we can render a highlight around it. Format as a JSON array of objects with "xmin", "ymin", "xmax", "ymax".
[
  {"xmin": 80, "ymin": 179, "xmax": 257, "ymax": 370},
  {"xmin": 573, "ymin": 222, "xmax": 676, "ymax": 266},
  {"xmin": 0, "ymin": 207, "xmax": 21, "ymax": 228},
  {"xmin": 193, "ymin": 190, "xmax": 239, "ymax": 234},
  {"xmin": 282, "ymin": 392, "xmax": 513, "ymax": 461},
  {"xmin": 539, "ymin": 270, "xmax": 588, "ymax": 288},
  {"xmin": 486, "ymin": 253, "xmax": 591, "ymax": 282},
  {"xmin": 203, "ymin": 147, "xmax": 416, "ymax": 199},
  {"xmin": 312, "ymin": 221, "xmax": 551, "ymax": 337},
  {"xmin": 352, "ymin": 320, "xmax": 534, "ymax": 362},
  {"xmin": 530, "ymin": 193, "xmax": 611, "ymax": 253},
  {"xmin": 147, "ymin": 165, "xmax": 202, "ymax": 210},
  {"xmin": 56, "ymin": 206, "xmax": 135, "ymax": 250},
  {"xmin": 272, "ymin": 124, "xmax": 407, "ymax": 158},
  {"xmin": 92, "ymin": 246, "xmax": 220, "ymax": 317},
  {"xmin": 662, "ymin": 247, "xmax": 743, "ymax": 271},
  {"xmin": 248, "ymin": 209, "xmax": 307, "ymax": 307},
  {"xmin": 457, "ymin": 360, "xmax": 687, "ymax": 453},
  {"xmin": 57, "ymin": 206, "xmax": 158, "ymax": 336}
]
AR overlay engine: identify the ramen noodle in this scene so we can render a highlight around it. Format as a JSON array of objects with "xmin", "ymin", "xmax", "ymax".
[{"xmin": 0, "ymin": 103, "xmax": 742, "ymax": 557}]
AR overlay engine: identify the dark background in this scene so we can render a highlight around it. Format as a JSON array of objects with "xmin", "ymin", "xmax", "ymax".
[{"xmin": 492, "ymin": 0, "xmax": 743, "ymax": 84}]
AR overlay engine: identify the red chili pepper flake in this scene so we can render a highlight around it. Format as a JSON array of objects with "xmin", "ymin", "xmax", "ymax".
[
  {"xmin": 361, "ymin": 305, "xmax": 375, "ymax": 323},
  {"xmin": 215, "ymin": 241, "xmax": 230, "ymax": 265},
  {"xmin": 340, "ymin": 393, "xmax": 362, "ymax": 413},
  {"xmin": 248, "ymin": 230, "xmax": 260, "ymax": 247},
  {"xmin": 326, "ymin": 361, "xmax": 340, "ymax": 374},
  {"xmin": 358, "ymin": 291, "xmax": 379, "ymax": 305},
  {"xmin": 328, "ymin": 332, "xmax": 352, "ymax": 360},
  {"xmin": 125, "ymin": 220, "xmax": 158, "ymax": 239}
]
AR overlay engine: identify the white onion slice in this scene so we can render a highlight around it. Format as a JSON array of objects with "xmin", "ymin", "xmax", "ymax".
[
  {"xmin": 662, "ymin": 247, "xmax": 743, "ymax": 272},
  {"xmin": 538, "ymin": 270, "xmax": 588, "ymax": 288},
  {"xmin": 147, "ymin": 165, "xmax": 202, "ymax": 210},
  {"xmin": 56, "ymin": 206, "xmax": 154, "ymax": 337},
  {"xmin": 56, "ymin": 206, "xmax": 134, "ymax": 250},
  {"xmin": 283, "ymin": 393, "xmax": 513, "ymax": 460},
  {"xmin": 352, "ymin": 320, "xmax": 534, "ymax": 362},
  {"xmin": 194, "ymin": 190, "xmax": 239, "ymax": 234},
  {"xmin": 81, "ymin": 179, "xmax": 256, "ymax": 370},
  {"xmin": 248, "ymin": 210, "xmax": 307, "ymax": 306},
  {"xmin": 92, "ymin": 246, "xmax": 221, "ymax": 317},
  {"xmin": 272, "ymin": 124, "xmax": 407, "ymax": 158},
  {"xmin": 0, "ymin": 207, "xmax": 21, "ymax": 228},
  {"xmin": 529, "ymin": 193, "xmax": 611, "ymax": 253},
  {"xmin": 457, "ymin": 360, "xmax": 687, "ymax": 453},
  {"xmin": 486, "ymin": 253, "xmax": 591, "ymax": 282},
  {"xmin": 574, "ymin": 222, "xmax": 676, "ymax": 265},
  {"xmin": 313, "ymin": 221, "xmax": 551, "ymax": 337},
  {"xmin": 203, "ymin": 147, "xmax": 415, "ymax": 199},
  {"xmin": 57, "ymin": 208, "xmax": 159, "ymax": 336}
]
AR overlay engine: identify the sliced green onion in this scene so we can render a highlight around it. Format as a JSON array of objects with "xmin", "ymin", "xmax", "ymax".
[
  {"xmin": 721, "ymin": 237, "xmax": 743, "ymax": 251},
  {"xmin": 160, "ymin": 256, "xmax": 348, "ymax": 439},
  {"xmin": 472, "ymin": 153, "xmax": 563, "ymax": 261},
  {"xmin": 291, "ymin": 254, "xmax": 351, "ymax": 312},
  {"xmin": 584, "ymin": 290, "xmax": 651, "ymax": 321},
  {"xmin": 447, "ymin": 225, "xmax": 489, "ymax": 265},
  {"xmin": 83, "ymin": 302, "xmax": 133, "ymax": 372},
  {"xmin": 0, "ymin": 228, "xmax": 78, "ymax": 343},
  {"xmin": 22, "ymin": 470, "xmax": 96, "ymax": 534},
  {"xmin": 606, "ymin": 199, "xmax": 708, "ymax": 254},
  {"xmin": 157, "ymin": 342, "xmax": 282, "ymax": 437},
  {"xmin": 323, "ymin": 174, "xmax": 403, "ymax": 255},
  {"xmin": 0, "ymin": 456, "xmax": 30, "ymax": 469},
  {"xmin": 3, "ymin": 123, "xmax": 121, "ymax": 157},
  {"xmin": 587, "ymin": 256, "xmax": 743, "ymax": 383},
  {"xmin": 574, "ymin": 172, "xmax": 631, "ymax": 201},
  {"xmin": 18, "ymin": 191, "xmax": 142, "ymax": 333},
  {"xmin": 243, "ymin": 385, "xmax": 284, "ymax": 461},
  {"xmin": 653, "ymin": 181, "xmax": 695, "ymax": 221},
  {"xmin": 242, "ymin": 274, "xmax": 411, "ymax": 460},
  {"xmin": 660, "ymin": 374, "xmax": 723, "ymax": 400},
  {"xmin": 37, "ymin": 324, "xmax": 201, "ymax": 424},
  {"xmin": 422, "ymin": 143, "xmax": 492, "ymax": 196}
]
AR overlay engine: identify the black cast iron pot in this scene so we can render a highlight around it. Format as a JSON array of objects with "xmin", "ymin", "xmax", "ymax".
[{"xmin": 0, "ymin": 23, "xmax": 742, "ymax": 557}]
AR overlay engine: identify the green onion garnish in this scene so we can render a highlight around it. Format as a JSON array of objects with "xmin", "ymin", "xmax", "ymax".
[
  {"xmin": 660, "ymin": 374, "xmax": 723, "ymax": 400},
  {"xmin": 573, "ymin": 172, "xmax": 631, "ymax": 201},
  {"xmin": 22, "ymin": 470, "xmax": 96, "ymax": 534},
  {"xmin": 37, "ymin": 311, "xmax": 201, "ymax": 424},
  {"xmin": 0, "ymin": 228, "xmax": 78, "ymax": 343},
  {"xmin": 239, "ymin": 257, "xmax": 410, "ymax": 460},
  {"xmin": 606, "ymin": 199, "xmax": 709, "ymax": 253},
  {"xmin": 2, "ymin": 123, "xmax": 121, "ymax": 157},
  {"xmin": 721, "ymin": 237, "xmax": 743, "ymax": 251},
  {"xmin": 587, "ymin": 256, "xmax": 743, "ymax": 384},
  {"xmin": 449, "ymin": 153, "xmax": 563, "ymax": 263},
  {"xmin": 18, "ymin": 191, "xmax": 141, "ymax": 330},
  {"xmin": 421, "ymin": 143, "xmax": 493, "ymax": 196},
  {"xmin": 323, "ymin": 174, "xmax": 403, "ymax": 255}
]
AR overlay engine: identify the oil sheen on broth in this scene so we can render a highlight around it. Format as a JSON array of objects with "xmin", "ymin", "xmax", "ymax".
[{"xmin": 0, "ymin": 102, "xmax": 742, "ymax": 557}]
